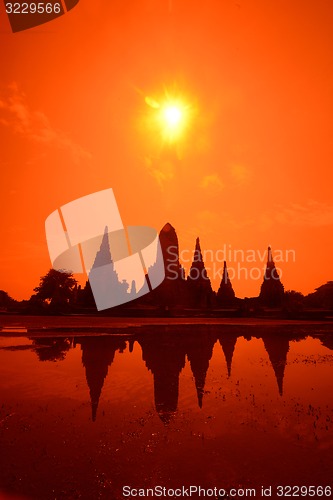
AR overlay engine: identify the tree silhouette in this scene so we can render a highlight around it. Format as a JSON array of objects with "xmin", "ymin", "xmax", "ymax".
[
  {"xmin": 33, "ymin": 269, "xmax": 77, "ymax": 311},
  {"xmin": 0, "ymin": 290, "xmax": 16, "ymax": 309},
  {"xmin": 306, "ymin": 281, "xmax": 333, "ymax": 309},
  {"xmin": 284, "ymin": 290, "xmax": 305, "ymax": 312}
]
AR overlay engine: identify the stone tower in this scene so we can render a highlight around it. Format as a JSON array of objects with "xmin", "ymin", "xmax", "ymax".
[
  {"xmin": 187, "ymin": 237, "xmax": 213, "ymax": 308},
  {"xmin": 259, "ymin": 246, "xmax": 284, "ymax": 306},
  {"xmin": 152, "ymin": 223, "xmax": 188, "ymax": 307},
  {"xmin": 217, "ymin": 261, "xmax": 236, "ymax": 306}
]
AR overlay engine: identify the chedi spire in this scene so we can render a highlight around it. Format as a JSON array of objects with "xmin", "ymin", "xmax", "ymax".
[
  {"xmin": 152, "ymin": 223, "xmax": 188, "ymax": 307},
  {"xmin": 187, "ymin": 237, "xmax": 213, "ymax": 308},
  {"xmin": 259, "ymin": 246, "xmax": 284, "ymax": 306},
  {"xmin": 217, "ymin": 261, "xmax": 236, "ymax": 306}
]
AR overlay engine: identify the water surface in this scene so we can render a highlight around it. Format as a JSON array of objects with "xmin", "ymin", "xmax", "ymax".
[{"xmin": 0, "ymin": 321, "xmax": 333, "ymax": 499}]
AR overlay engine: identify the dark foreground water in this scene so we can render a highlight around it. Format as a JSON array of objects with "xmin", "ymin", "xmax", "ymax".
[{"xmin": 0, "ymin": 320, "xmax": 333, "ymax": 500}]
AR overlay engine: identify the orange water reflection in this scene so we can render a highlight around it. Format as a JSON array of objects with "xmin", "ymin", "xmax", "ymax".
[{"xmin": 0, "ymin": 324, "xmax": 332, "ymax": 499}]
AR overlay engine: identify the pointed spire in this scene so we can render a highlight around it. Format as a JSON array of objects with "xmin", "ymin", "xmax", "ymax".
[
  {"xmin": 91, "ymin": 401, "xmax": 98, "ymax": 422},
  {"xmin": 262, "ymin": 336, "xmax": 289, "ymax": 396},
  {"xmin": 91, "ymin": 226, "xmax": 112, "ymax": 269},
  {"xmin": 192, "ymin": 237, "xmax": 204, "ymax": 265},
  {"xmin": 137, "ymin": 335, "xmax": 186, "ymax": 424},
  {"xmin": 154, "ymin": 372, "xmax": 179, "ymax": 425},
  {"xmin": 217, "ymin": 261, "xmax": 235, "ymax": 305},
  {"xmin": 157, "ymin": 410, "xmax": 175, "ymax": 425},
  {"xmin": 128, "ymin": 339, "xmax": 135, "ymax": 353},
  {"xmin": 80, "ymin": 337, "xmax": 124, "ymax": 422},
  {"xmin": 259, "ymin": 245, "xmax": 284, "ymax": 306},
  {"xmin": 187, "ymin": 336, "xmax": 215, "ymax": 409},
  {"xmin": 267, "ymin": 246, "xmax": 273, "ymax": 263},
  {"xmin": 219, "ymin": 335, "xmax": 237, "ymax": 378},
  {"xmin": 192, "ymin": 237, "xmax": 203, "ymax": 263},
  {"xmin": 187, "ymin": 237, "xmax": 213, "ymax": 307},
  {"xmin": 222, "ymin": 261, "xmax": 229, "ymax": 284},
  {"xmin": 197, "ymin": 385, "xmax": 204, "ymax": 409},
  {"xmin": 130, "ymin": 280, "xmax": 136, "ymax": 297},
  {"xmin": 187, "ymin": 238, "xmax": 211, "ymax": 289},
  {"xmin": 190, "ymin": 361, "xmax": 206, "ymax": 409}
]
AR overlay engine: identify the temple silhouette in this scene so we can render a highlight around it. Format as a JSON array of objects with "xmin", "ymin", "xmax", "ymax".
[
  {"xmin": 71, "ymin": 223, "xmax": 289, "ymax": 313},
  {"xmin": 217, "ymin": 261, "xmax": 236, "ymax": 307},
  {"xmin": 149, "ymin": 223, "xmax": 188, "ymax": 308},
  {"xmin": 4, "ymin": 221, "xmax": 333, "ymax": 317},
  {"xmin": 187, "ymin": 238, "xmax": 214, "ymax": 308},
  {"xmin": 87, "ymin": 226, "xmax": 137, "ymax": 306},
  {"xmin": 259, "ymin": 246, "xmax": 285, "ymax": 306}
]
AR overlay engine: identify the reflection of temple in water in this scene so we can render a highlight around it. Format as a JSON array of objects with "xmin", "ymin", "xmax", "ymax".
[
  {"xmin": 217, "ymin": 328, "xmax": 290, "ymax": 395},
  {"xmin": 77, "ymin": 337, "xmax": 126, "ymax": 421},
  {"xmin": 219, "ymin": 334, "xmax": 238, "ymax": 378},
  {"xmin": 186, "ymin": 332, "xmax": 216, "ymax": 408},
  {"xmin": 29, "ymin": 327, "xmax": 333, "ymax": 423},
  {"xmin": 261, "ymin": 335, "xmax": 290, "ymax": 396},
  {"xmin": 138, "ymin": 331, "xmax": 187, "ymax": 424},
  {"xmin": 76, "ymin": 330, "xmax": 332, "ymax": 422},
  {"xmin": 318, "ymin": 335, "xmax": 333, "ymax": 351}
]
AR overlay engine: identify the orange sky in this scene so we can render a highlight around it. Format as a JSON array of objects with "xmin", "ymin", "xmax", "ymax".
[{"xmin": 0, "ymin": 0, "xmax": 333, "ymax": 300}]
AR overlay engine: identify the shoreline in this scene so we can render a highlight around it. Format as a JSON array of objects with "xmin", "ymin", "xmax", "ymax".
[{"xmin": 1, "ymin": 315, "xmax": 333, "ymax": 337}]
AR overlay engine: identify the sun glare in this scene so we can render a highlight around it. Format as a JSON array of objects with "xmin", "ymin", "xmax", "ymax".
[
  {"xmin": 145, "ymin": 92, "xmax": 193, "ymax": 143},
  {"xmin": 160, "ymin": 101, "xmax": 188, "ymax": 140},
  {"xmin": 158, "ymin": 99, "xmax": 189, "ymax": 142},
  {"xmin": 163, "ymin": 105, "xmax": 182, "ymax": 127}
]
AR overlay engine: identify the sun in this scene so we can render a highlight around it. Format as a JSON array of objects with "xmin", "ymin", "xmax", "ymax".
[
  {"xmin": 158, "ymin": 100, "xmax": 190, "ymax": 142},
  {"xmin": 163, "ymin": 105, "xmax": 182, "ymax": 127},
  {"xmin": 145, "ymin": 93, "xmax": 193, "ymax": 143}
]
